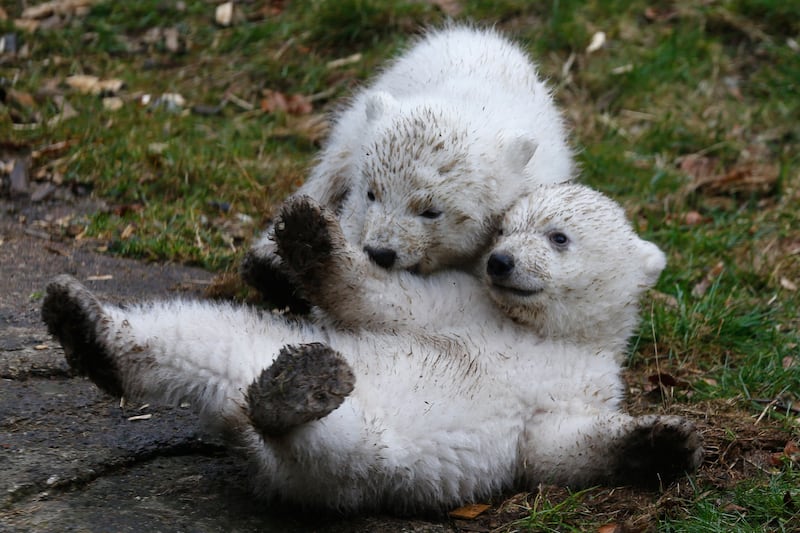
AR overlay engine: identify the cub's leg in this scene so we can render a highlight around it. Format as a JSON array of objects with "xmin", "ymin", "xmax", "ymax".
[
  {"xmin": 41, "ymin": 274, "xmax": 125, "ymax": 397},
  {"xmin": 245, "ymin": 342, "xmax": 355, "ymax": 437},
  {"xmin": 524, "ymin": 412, "xmax": 703, "ymax": 488},
  {"xmin": 41, "ymin": 275, "xmax": 276, "ymax": 421}
]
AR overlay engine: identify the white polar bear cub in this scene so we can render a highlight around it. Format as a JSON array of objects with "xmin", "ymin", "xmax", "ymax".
[
  {"xmin": 42, "ymin": 185, "xmax": 702, "ymax": 514},
  {"xmin": 242, "ymin": 25, "xmax": 574, "ymax": 308}
]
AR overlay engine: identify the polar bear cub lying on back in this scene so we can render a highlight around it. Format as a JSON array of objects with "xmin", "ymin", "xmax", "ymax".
[
  {"xmin": 242, "ymin": 25, "xmax": 574, "ymax": 308},
  {"xmin": 42, "ymin": 184, "xmax": 702, "ymax": 514}
]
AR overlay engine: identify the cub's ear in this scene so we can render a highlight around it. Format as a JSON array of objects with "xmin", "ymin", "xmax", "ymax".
[
  {"xmin": 639, "ymin": 240, "xmax": 667, "ymax": 287},
  {"xmin": 499, "ymin": 132, "xmax": 539, "ymax": 175},
  {"xmin": 364, "ymin": 91, "xmax": 399, "ymax": 122}
]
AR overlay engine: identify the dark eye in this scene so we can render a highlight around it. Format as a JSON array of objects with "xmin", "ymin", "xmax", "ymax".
[
  {"xmin": 420, "ymin": 208, "xmax": 442, "ymax": 219},
  {"xmin": 497, "ymin": 227, "xmax": 504, "ymax": 236},
  {"xmin": 367, "ymin": 190, "xmax": 375, "ymax": 201},
  {"xmin": 548, "ymin": 231, "xmax": 569, "ymax": 247}
]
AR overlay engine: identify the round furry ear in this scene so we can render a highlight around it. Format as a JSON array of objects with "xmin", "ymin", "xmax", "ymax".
[
  {"xmin": 364, "ymin": 91, "xmax": 399, "ymax": 123},
  {"xmin": 500, "ymin": 132, "xmax": 539, "ymax": 175},
  {"xmin": 639, "ymin": 240, "xmax": 667, "ymax": 287}
]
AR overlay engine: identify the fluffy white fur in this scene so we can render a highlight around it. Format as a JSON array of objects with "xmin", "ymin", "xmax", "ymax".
[
  {"xmin": 42, "ymin": 184, "xmax": 701, "ymax": 514},
  {"xmin": 247, "ymin": 24, "xmax": 574, "ymax": 278},
  {"xmin": 289, "ymin": 184, "xmax": 665, "ymax": 355}
]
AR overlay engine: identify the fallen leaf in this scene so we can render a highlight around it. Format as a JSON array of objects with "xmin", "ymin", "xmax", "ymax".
[
  {"xmin": 779, "ymin": 277, "xmax": 797, "ymax": 291},
  {"xmin": 598, "ymin": 523, "xmax": 623, "ymax": 533},
  {"xmin": 215, "ymin": 1, "xmax": 234, "ymax": 26},
  {"xmin": 65, "ymin": 74, "xmax": 124, "ymax": 95},
  {"xmin": 261, "ymin": 90, "xmax": 312, "ymax": 115},
  {"xmin": 448, "ymin": 503, "xmax": 491, "ymax": 520},
  {"xmin": 7, "ymin": 89, "xmax": 37, "ymax": 109},
  {"xmin": 586, "ymin": 31, "xmax": 606, "ymax": 53},
  {"xmin": 783, "ymin": 356, "xmax": 796, "ymax": 370},
  {"xmin": 102, "ymin": 96, "xmax": 124, "ymax": 111},
  {"xmin": 326, "ymin": 53, "xmax": 362, "ymax": 70},
  {"xmin": 679, "ymin": 154, "xmax": 719, "ymax": 182},
  {"xmin": 644, "ymin": 6, "xmax": 678, "ymax": 22},
  {"xmin": 692, "ymin": 261, "xmax": 724, "ymax": 298},
  {"xmin": 722, "ymin": 503, "xmax": 747, "ymax": 513},
  {"xmin": 120, "ymin": 224, "xmax": 135, "ymax": 240},
  {"xmin": 682, "ymin": 210, "xmax": 705, "ymax": 226},
  {"xmin": 649, "ymin": 290, "xmax": 678, "ymax": 308}
]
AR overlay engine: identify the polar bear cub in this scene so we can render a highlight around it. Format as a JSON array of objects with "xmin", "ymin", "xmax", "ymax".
[
  {"xmin": 42, "ymin": 185, "xmax": 701, "ymax": 514},
  {"xmin": 242, "ymin": 25, "xmax": 574, "ymax": 308},
  {"xmin": 275, "ymin": 183, "xmax": 665, "ymax": 355}
]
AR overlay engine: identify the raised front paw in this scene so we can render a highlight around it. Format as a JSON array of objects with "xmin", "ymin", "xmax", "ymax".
[
  {"xmin": 273, "ymin": 195, "xmax": 346, "ymax": 283},
  {"xmin": 41, "ymin": 275, "xmax": 124, "ymax": 397},
  {"xmin": 612, "ymin": 415, "xmax": 704, "ymax": 488},
  {"xmin": 245, "ymin": 342, "xmax": 355, "ymax": 437}
]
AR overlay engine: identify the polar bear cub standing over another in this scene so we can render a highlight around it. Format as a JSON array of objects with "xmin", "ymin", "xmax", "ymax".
[{"xmin": 242, "ymin": 25, "xmax": 574, "ymax": 307}]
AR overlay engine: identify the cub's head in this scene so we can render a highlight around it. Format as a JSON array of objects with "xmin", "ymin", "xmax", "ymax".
[
  {"xmin": 342, "ymin": 91, "xmax": 539, "ymax": 274},
  {"xmin": 483, "ymin": 184, "xmax": 666, "ymax": 351}
]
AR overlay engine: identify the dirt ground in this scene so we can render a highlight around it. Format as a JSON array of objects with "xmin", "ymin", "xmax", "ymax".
[{"xmin": 1, "ymin": 189, "xmax": 794, "ymax": 532}]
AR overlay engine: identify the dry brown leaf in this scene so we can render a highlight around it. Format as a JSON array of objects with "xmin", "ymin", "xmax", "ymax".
[
  {"xmin": 779, "ymin": 277, "xmax": 797, "ymax": 292},
  {"xmin": 644, "ymin": 6, "xmax": 679, "ymax": 22},
  {"xmin": 448, "ymin": 503, "xmax": 490, "ymax": 520},
  {"xmin": 598, "ymin": 523, "xmax": 623, "ymax": 533},
  {"xmin": 682, "ymin": 210, "xmax": 705, "ymax": 226},
  {"xmin": 692, "ymin": 261, "xmax": 725, "ymax": 298},
  {"xmin": 7, "ymin": 89, "xmax": 37, "ymax": 109},
  {"xmin": 679, "ymin": 154, "xmax": 719, "ymax": 183},
  {"xmin": 19, "ymin": 0, "xmax": 95, "ymax": 22},
  {"xmin": 649, "ymin": 290, "xmax": 678, "ymax": 308},
  {"xmin": 685, "ymin": 158, "xmax": 779, "ymax": 197},
  {"xmin": 261, "ymin": 90, "xmax": 312, "ymax": 115},
  {"xmin": 66, "ymin": 74, "xmax": 124, "ymax": 95},
  {"xmin": 783, "ymin": 356, "xmax": 796, "ymax": 370},
  {"xmin": 120, "ymin": 224, "xmax": 135, "ymax": 240}
]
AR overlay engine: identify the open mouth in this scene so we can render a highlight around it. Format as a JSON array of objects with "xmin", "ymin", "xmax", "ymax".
[{"xmin": 490, "ymin": 283, "xmax": 542, "ymax": 297}]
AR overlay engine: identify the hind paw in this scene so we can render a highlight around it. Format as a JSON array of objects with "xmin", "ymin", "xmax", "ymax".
[
  {"xmin": 41, "ymin": 275, "xmax": 124, "ymax": 397},
  {"xmin": 246, "ymin": 342, "xmax": 355, "ymax": 437},
  {"xmin": 612, "ymin": 415, "xmax": 704, "ymax": 488},
  {"xmin": 273, "ymin": 196, "xmax": 345, "ymax": 282}
]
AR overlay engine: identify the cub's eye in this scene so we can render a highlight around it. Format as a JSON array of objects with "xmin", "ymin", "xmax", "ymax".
[
  {"xmin": 497, "ymin": 227, "xmax": 504, "ymax": 236},
  {"xmin": 420, "ymin": 208, "xmax": 442, "ymax": 219},
  {"xmin": 367, "ymin": 190, "xmax": 376, "ymax": 201},
  {"xmin": 548, "ymin": 231, "xmax": 569, "ymax": 247}
]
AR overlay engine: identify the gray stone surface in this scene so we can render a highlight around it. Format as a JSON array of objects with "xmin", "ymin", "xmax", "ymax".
[{"xmin": 1, "ymin": 198, "xmax": 455, "ymax": 532}]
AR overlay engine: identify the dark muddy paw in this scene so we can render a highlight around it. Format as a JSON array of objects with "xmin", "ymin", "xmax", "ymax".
[
  {"xmin": 246, "ymin": 342, "xmax": 355, "ymax": 437},
  {"xmin": 41, "ymin": 275, "xmax": 124, "ymax": 397},
  {"xmin": 273, "ymin": 196, "xmax": 345, "ymax": 283},
  {"xmin": 612, "ymin": 415, "xmax": 704, "ymax": 488},
  {"xmin": 240, "ymin": 248, "xmax": 311, "ymax": 314}
]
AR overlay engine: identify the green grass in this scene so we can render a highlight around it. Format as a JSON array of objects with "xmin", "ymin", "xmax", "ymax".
[{"xmin": 2, "ymin": 0, "xmax": 799, "ymax": 530}]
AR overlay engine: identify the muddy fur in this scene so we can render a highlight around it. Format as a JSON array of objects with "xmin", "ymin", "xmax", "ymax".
[
  {"xmin": 242, "ymin": 24, "xmax": 574, "ymax": 307},
  {"xmin": 42, "ymin": 184, "xmax": 702, "ymax": 513}
]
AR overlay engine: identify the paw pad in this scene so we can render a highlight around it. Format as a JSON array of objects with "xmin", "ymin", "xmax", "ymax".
[{"xmin": 246, "ymin": 342, "xmax": 355, "ymax": 437}]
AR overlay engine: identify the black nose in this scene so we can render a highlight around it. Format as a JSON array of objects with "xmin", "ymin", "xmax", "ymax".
[
  {"xmin": 364, "ymin": 246, "xmax": 397, "ymax": 269},
  {"xmin": 487, "ymin": 252, "xmax": 515, "ymax": 279}
]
